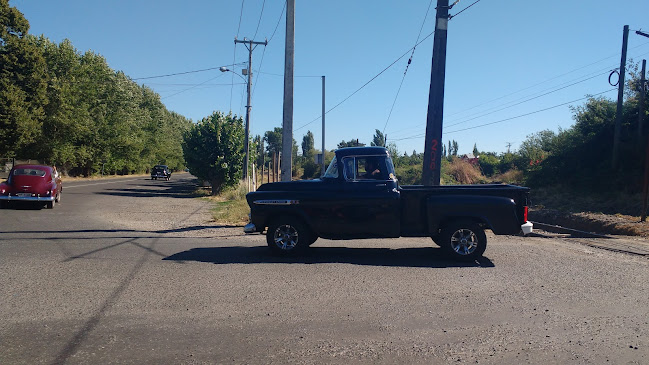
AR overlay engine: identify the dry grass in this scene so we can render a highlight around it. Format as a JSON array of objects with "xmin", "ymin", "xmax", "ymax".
[
  {"xmin": 445, "ymin": 158, "xmax": 485, "ymax": 184},
  {"xmin": 491, "ymin": 169, "xmax": 525, "ymax": 185},
  {"xmin": 201, "ymin": 180, "xmax": 250, "ymax": 225}
]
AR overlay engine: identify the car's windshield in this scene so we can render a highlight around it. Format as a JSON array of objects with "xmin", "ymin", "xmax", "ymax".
[{"xmin": 323, "ymin": 157, "xmax": 338, "ymax": 178}]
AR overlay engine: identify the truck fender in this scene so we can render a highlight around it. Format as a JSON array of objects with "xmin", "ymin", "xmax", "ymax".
[{"xmin": 426, "ymin": 195, "xmax": 520, "ymax": 235}]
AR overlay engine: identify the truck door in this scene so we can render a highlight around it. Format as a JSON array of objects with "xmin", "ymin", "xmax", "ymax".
[{"xmin": 328, "ymin": 155, "xmax": 400, "ymax": 238}]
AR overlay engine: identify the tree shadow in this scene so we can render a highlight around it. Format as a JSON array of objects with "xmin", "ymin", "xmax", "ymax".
[
  {"xmin": 163, "ymin": 245, "xmax": 495, "ymax": 268},
  {"xmin": 94, "ymin": 178, "xmax": 201, "ymax": 199}
]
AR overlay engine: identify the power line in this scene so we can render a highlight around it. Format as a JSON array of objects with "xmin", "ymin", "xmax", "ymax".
[
  {"xmin": 445, "ymin": 89, "xmax": 615, "ymax": 133},
  {"xmin": 231, "ymin": 0, "xmax": 246, "ymax": 111},
  {"xmin": 390, "ymin": 88, "xmax": 615, "ymax": 141},
  {"xmin": 161, "ymin": 73, "xmax": 226, "ymax": 100},
  {"xmin": 295, "ymin": 28, "xmax": 438, "ymax": 132},
  {"xmin": 253, "ymin": 0, "xmax": 266, "ymax": 40},
  {"xmin": 444, "ymin": 71, "xmax": 609, "ymax": 128},
  {"xmin": 448, "ymin": 0, "xmax": 484, "ymax": 20},
  {"xmin": 382, "ymin": 0, "xmax": 434, "ymax": 135},
  {"xmin": 132, "ymin": 64, "xmax": 244, "ymax": 80},
  {"xmin": 386, "ymin": 53, "xmax": 648, "ymax": 140},
  {"xmin": 252, "ymin": 1, "xmax": 286, "ymax": 98}
]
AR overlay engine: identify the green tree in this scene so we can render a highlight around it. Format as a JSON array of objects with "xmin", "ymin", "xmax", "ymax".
[
  {"xmin": 301, "ymin": 130, "xmax": 315, "ymax": 159},
  {"xmin": 370, "ymin": 129, "xmax": 385, "ymax": 147},
  {"xmin": 183, "ymin": 112, "xmax": 245, "ymax": 195},
  {"xmin": 0, "ymin": 1, "xmax": 47, "ymax": 157},
  {"xmin": 337, "ymin": 139, "xmax": 365, "ymax": 148},
  {"xmin": 473, "ymin": 143, "xmax": 479, "ymax": 156}
]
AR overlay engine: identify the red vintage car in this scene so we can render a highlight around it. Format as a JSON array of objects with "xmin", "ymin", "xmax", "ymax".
[{"xmin": 0, "ymin": 164, "xmax": 62, "ymax": 209}]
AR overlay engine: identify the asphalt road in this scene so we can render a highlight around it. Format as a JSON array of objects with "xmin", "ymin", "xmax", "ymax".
[{"xmin": 1, "ymin": 174, "xmax": 648, "ymax": 364}]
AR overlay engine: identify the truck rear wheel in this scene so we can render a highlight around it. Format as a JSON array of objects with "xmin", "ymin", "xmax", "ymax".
[
  {"xmin": 266, "ymin": 218, "xmax": 312, "ymax": 254},
  {"xmin": 439, "ymin": 221, "xmax": 487, "ymax": 260}
]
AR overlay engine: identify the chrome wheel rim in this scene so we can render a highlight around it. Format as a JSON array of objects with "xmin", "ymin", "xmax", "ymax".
[
  {"xmin": 273, "ymin": 224, "xmax": 299, "ymax": 250},
  {"xmin": 450, "ymin": 228, "xmax": 478, "ymax": 255}
]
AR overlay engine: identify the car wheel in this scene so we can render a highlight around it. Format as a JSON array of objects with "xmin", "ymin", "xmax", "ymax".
[
  {"xmin": 266, "ymin": 218, "xmax": 311, "ymax": 254},
  {"xmin": 46, "ymin": 200, "xmax": 55, "ymax": 209},
  {"xmin": 439, "ymin": 220, "xmax": 487, "ymax": 260},
  {"xmin": 55, "ymin": 192, "xmax": 61, "ymax": 203}
]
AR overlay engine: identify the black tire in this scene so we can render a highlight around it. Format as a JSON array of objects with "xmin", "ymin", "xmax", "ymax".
[
  {"xmin": 46, "ymin": 200, "xmax": 55, "ymax": 209},
  {"xmin": 439, "ymin": 220, "xmax": 487, "ymax": 260},
  {"xmin": 266, "ymin": 217, "xmax": 312, "ymax": 254},
  {"xmin": 55, "ymin": 192, "xmax": 61, "ymax": 203}
]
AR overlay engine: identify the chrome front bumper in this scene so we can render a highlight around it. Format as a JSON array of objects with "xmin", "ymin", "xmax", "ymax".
[
  {"xmin": 243, "ymin": 223, "xmax": 257, "ymax": 233},
  {"xmin": 0, "ymin": 195, "xmax": 54, "ymax": 202}
]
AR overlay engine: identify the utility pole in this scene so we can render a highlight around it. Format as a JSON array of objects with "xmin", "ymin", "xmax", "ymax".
[
  {"xmin": 422, "ymin": 0, "xmax": 450, "ymax": 186},
  {"xmin": 321, "ymin": 75, "xmax": 326, "ymax": 175},
  {"xmin": 612, "ymin": 25, "xmax": 629, "ymax": 169},
  {"xmin": 234, "ymin": 37, "xmax": 267, "ymax": 182},
  {"xmin": 281, "ymin": 0, "xmax": 295, "ymax": 182},
  {"xmin": 639, "ymin": 59, "xmax": 646, "ymax": 145},
  {"xmin": 640, "ymin": 59, "xmax": 648, "ymax": 222}
]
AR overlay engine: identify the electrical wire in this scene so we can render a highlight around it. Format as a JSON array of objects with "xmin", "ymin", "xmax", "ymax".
[
  {"xmin": 231, "ymin": 0, "xmax": 246, "ymax": 111},
  {"xmin": 252, "ymin": 0, "xmax": 286, "ymax": 98},
  {"xmin": 161, "ymin": 73, "xmax": 226, "ymax": 100},
  {"xmin": 381, "ymin": 0, "xmax": 434, "ymax": 135},
  {"xmin": 390, "ymin": 88, "xmax": 616, "ymax": 141},
  {"xmin": 132, "ymin": 64, "xmax": 244, "ymax": 80},
  {"xmin": 294, "ymin": 28, "xmax": 438, "ymax": 132},
  {"xmin": 253, "ymin": 0, "xmax": 266, "ymax": 40},
  {"xmin": 449, "ymin": 0, "xmax": 483, "ymax": 20}
]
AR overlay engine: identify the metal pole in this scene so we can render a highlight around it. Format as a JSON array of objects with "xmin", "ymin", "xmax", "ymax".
[
  {"xmin": 612, "ymin": 25, "xmax": 629, "ymax": 169},
  {"xmin": 281, "ymin": 0, "xmax": 295, "ymax": 182},
  {"xmin": 422, "ymin": 0, "xmax": 449, "ymax": 186},
  {"xmin": 321, "ymin": 75, "xmax": 326, "ymax": 176}
]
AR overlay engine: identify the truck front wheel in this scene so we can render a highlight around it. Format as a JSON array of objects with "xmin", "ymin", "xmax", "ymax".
[
  {"xmin": 439, "ymin": 221, "xmax": 487, "ymax": 260},
  {"xmin": 267, "ymin": 218, "xmax": 311, "ymax": 254}
]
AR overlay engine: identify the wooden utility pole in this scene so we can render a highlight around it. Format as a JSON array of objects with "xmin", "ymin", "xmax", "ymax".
[
  {"xmin": 281, "ymin": 0, "xmax": 295, "ymax": 182},
  {"xmin": 640, "ymin": 60, "xmax": 648, "ymax": 222},
  {"xmin": 321, "ymin": 75, "xmax": 326, "ymax": 176},
  {"xmin": 422, "ymin": 0, "xmax": 450, "ymax": 186},
  {"xmin": 612, "ymin": 25, "xmax": 629, "ymax": 169},
  {"xmin": 233, "ymin": 37, "xmax": 267, "ymax": 181}
]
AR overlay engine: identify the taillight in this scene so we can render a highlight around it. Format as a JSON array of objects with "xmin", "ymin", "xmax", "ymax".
[{"xmin": 523, "ymin": 206, "xmax": 529, "ymax": 222}]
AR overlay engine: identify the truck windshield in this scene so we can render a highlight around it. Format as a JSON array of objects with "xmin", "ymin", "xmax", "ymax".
[{"xmin": 323, "ymin": 157, "xmax": 338, "ymax": 178}]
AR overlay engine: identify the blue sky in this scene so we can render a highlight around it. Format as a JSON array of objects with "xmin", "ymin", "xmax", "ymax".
[{"xmin": 11, "ymin": 0, "xmax": 649, "ymax": 156}]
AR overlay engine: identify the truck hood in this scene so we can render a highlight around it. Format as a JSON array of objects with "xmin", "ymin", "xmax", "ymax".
[{"xmin": 255, "ymin": 179, "xmax": 325, "ymax": 192}]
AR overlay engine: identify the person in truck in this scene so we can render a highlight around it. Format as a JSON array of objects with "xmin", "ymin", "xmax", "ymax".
[{"xmin": 362, "ymin": 158, "xmax": 383, "ymax": 179}]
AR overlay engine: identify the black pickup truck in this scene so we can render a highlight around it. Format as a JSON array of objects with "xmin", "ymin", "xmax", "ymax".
[{"xmin": 245, "ymin": 146, "xmax": 533, "ymax": 260}]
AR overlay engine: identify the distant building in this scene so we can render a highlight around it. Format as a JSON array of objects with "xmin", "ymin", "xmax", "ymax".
[{"xmin": 461, "ymin": 153, "xmax": 479, "ymax": 165}]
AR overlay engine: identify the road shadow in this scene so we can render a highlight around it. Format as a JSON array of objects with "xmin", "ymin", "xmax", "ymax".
[
  {"xmin": 163, "ymin": 246, "xmax": 495, "ymax": 268},
  {"xmin": 94, "ymin": 178, "xmax": 200, "ymax": 199}
]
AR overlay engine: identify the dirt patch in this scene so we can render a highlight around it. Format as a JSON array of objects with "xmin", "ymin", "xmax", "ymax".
[{"xmin": 529, "ymin": 208, "xmax": 649, "ymax": 237}]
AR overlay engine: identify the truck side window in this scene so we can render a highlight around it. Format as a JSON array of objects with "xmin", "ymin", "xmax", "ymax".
[{"xmin": 342, "ymin": 157, "xmax": 356, "ymax": 180}]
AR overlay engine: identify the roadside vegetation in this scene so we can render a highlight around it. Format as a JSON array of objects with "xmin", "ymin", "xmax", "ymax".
[{"xmin": 0, "ymin": 2, "xmax": 189, "ymax": 176}]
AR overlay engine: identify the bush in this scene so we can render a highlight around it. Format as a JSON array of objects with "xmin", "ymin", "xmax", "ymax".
[{"xmin": 445, "ymin": 158, "xmax": 484, "ymax": 184}]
